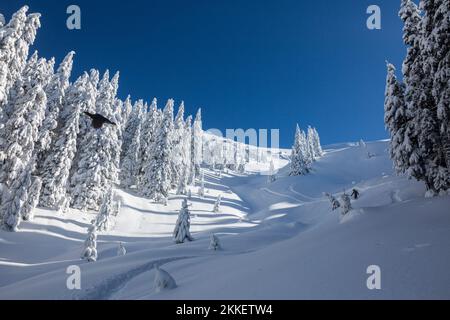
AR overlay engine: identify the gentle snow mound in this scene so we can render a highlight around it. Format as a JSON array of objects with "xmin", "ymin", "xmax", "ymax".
[{"xmin": 154, "ymin": 265, "xmax": 177, "ymax": 292}]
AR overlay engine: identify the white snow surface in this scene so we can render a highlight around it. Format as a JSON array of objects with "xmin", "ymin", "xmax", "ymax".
[{"xmin": 1, "ymin": 140, "xmax": 449, "ymax": 299}]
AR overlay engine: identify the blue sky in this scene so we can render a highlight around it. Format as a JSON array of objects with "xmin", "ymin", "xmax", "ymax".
[{"xmin": 2, "ymin": 0, "xmax": 406, "ymax": 147}]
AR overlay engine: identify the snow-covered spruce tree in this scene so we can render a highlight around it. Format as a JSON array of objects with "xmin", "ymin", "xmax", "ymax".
[
  {"xmin": 198, "ymin": 171, "xmax": 205, "ymax": 197},
  {"xmin": 384, "ymin": 62, "xmax": 410, "ymax": 174},
  {"xmin": 209, "ymin": 234, "xmax": 221, "ymax": 251},
  {"xmin": 120, "ymin": 122, "xmax": 141, "ymax": 188},
  {"xmin": 173, "ymin": 199, "xmax": 193, "ymax": 244},
  {"xmin": 121, "ymin": 97, "xmax": 143, "ymax": 163},
  {"xmin": 182, "ymin": 115, "xmax": 193, "ymax": 182},
  {"xmin": 70, "ymin": 69, "xmax": 99, "ymax": 179},
  {"xmin": 100, "ymin": 71, "xmax": 122, "ymax": 187},
  {"xmin": 386, "ymin": 0, "xmax": 450, "ymax": 194},
  {"xmin": 0, "ymin": 7, "xmax": 40, "ymax": 110},
  {"xmin": 117, "ymin": 242, "xmax": 126, "ymax": 256},
  {"xmin": 397, "ymin": 0, "xmax": 425, "ymax": 180},
  {"xmin": 0, "ymin": 158, "xmax": 35, "ymax": 231},
  {"xmin": 325, "ymin": 192, "xmax": 340, "ymax": 211},
  {"xmin": 416, "ymin": 0, "xmax": 448, "ymax": 193},
  {"xmin": 170, "ymin": 101, "xmax": 185, "ymax": 187},
  {"xmin": 70, "ymin": 71, "xmax": 121, "ymax": 210},
  {"xmin": 176, "ymin": 167, "xmax": 188, "ymax": 195},
  {"xmin": 137, "ymin": 98, "xmax": 160, "ymax": 188},
  {"xmin": 432, "ymin": 0, "xmax": 450, "ymax": 172},
  {"xmin": 290, "ymin": 124, "xmax": 309, "ymax": 176},
  {"xmin": 140, "ymin": 99, "xmax": 174, "ymax": 201},
  {"xmin": 0, "ymin": 54, "xmax": 49, "ymax": 188},
  {"xmin": 310, "ymin": 127, "xmax": 323, "ymax": 158},
  {"xmin": 340, "ymin": 192, "xmax": 352, "ymax": 215},
  {"xmin": 213, "ymin": 194, "xmax": 222, "ymax": 213},
  {"xmin": 22, "ymin": 175, "xmax": 41, "ymax": 221},
  {"xmin": 189, "ymin": 108, "xmax": 203, "ymax": 184},
  {"xmin": 81, "ymin": 226, "xmax": 97, "ymax": 262},
  {"xmin": 39, "ymin": 73, "xmax": 88, "ymax": 209},
  {"xmin": 94, "ymin": 188, "xmax": 115, "ymax": 232},
  {"xmin": 36, "ymin": 51, "xmax": 75, "ymax": 169},
  {"xmin": 268, "ymin": 160, "xmax": 276, "ymax": 183}
]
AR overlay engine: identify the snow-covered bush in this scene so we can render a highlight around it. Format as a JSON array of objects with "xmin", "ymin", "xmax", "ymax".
[
  {"xmin": 325, "ymin": 193, "xmax": 340, "ymax": 211},
  {"xmin": 117, "ymin": 242, "xmax": 126, "ymax": 256},
  {"xmin": 340, "ymin": 192, "xmax": 352, "ymax": 215},
  {"xmin": 213, "ymin": 194, "xmax": 222, "ymax": 213},
  {"xmin": 268, "ymin": 160, "xmax": 276, "ymax": 183},
  {"xmin": 197, "ymin": 171, "xmax": 205, "ymax": 198},
  {"xmin": 81, "ymin": 226, "xmax": 97, "ymax": 262},
  {"xmin": 153, "ymin": 265, "xmax": 177, "ymax": 292},
  {"xmin": 173, "ymin": 199, "xmax": 193, "ymax": 243},
  {"xmin": 209, "ymin": 234, "xmax": 221, "ymax": 251}
]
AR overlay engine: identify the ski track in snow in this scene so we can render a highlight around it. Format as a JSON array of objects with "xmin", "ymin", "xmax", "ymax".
[
  {"xmin": 260, "ymin": 187, "xmax": 304, "ymax": 204},
  {"xmin": 77, "ymin": 256, "xmax": 194, "ymax": 300},
  {"xmin": 288, "ymin": 185, "xmax": 325, "ymax": 202}
]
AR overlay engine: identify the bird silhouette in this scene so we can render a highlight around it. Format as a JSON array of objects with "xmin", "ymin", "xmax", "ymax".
[{"xmin": 84, "ymin": 112, "xmax": 117, "ymax": 129}]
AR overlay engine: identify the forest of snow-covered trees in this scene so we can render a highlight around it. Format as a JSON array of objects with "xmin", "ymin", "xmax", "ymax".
[
  {"xmin": 385, "ymin": 0, "xmax": 449, "ymax": 196},
  {"xmin": 0, "ymin": 6, "xmax": 208, "ymax": 232},
  {"xmin": 0, "ymin": 6, "xmax": 324, "ymax": 233}
]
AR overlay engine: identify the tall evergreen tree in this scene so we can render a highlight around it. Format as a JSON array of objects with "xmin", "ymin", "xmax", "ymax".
[
  {"xmin": 290, "ymin": 124, "xmax": 309, "ymax": 176},
  {"xmin": 0, "ymin": 6, "xmax": 39, "ymax": 110},
  {"xmin": 140, "ymin": 99, "xmax": 174, "ymax": 201},
  {"xmin": 36, "ymin": 51, "xmax": 75, "ymax": 169},
  {"xmin": 190, "ymin": 108, "xmax": 202, "ymax": 183},
  {"xmin": 0, "ymin": 53, "xmax": 49, "ymax": 188},
  {"xmin": 70, "ymin": 70, "xmax": 121, "ymax": 210},
  {"xmin": 137, "ymin": 98, "xmax": 159, "ymax": 187},
  {"xmin": 171, "ymin": 101, "xmax": 185, "ymax": 187},
  {"xmin": 121, "ymin": 98, "xmax": 143, "ymax": 162},
  {"xmin": 120, "ymin": 122, "xmax": 141, "ymax": 188},
  {"xmin": 39, "ymin": 73, "xmax": 88, "ymax": 208},
  {"xmin": 1, "ymin": 158, "xmax": 35, "ymax": 231},
  {"xmin": 384, "ymin": 62, "xmax": 411, "ymax": 174}
]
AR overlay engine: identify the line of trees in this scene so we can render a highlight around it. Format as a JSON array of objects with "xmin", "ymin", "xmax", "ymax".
[
  {"xmin": 290, "ymin": 124, "xmax": 323, "ymax": 176},
  {"xmin": 0, "ymin": 6, "xmax": 205, "ymax": 231},
  {"xmin": 384, "ymin": 0, "xmax": 449, "ymax": 196}
]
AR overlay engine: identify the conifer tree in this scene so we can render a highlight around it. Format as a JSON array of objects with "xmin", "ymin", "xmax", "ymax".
[
  {"xmin": 0, "ymin": 53, "xmax": 48, "ymax": 188},
  {"xmin": 209, "ymin": 234, "xmax": 221, "ymax": 251},
  {"xmin": 36, "ymin": 51, "xmax": 75, "ymax": 169},
  {"xmin": 190, "ymin": 108, "xmax": 202, "ymax": 183},
  {"xmin": 40, "ymin": 73, "xmax": 88, "ymax": 208},
  {"xmin": 81, "ymin": 226, "xmax": 97, "ymax": 262},
  {"xmin": 173, "ymin": 199, "xmax": 193, "ymax": 244},
  {"xmin": 120, "ymin": 122, "xmax": 141, "ymax": 188},
  {"xmin": 213, "ymin": 194, "xmax": 222, "ymax": 213},
  {"xmin": 140, "ymin": 99, "xmax": 174, "ymax": 201},
  {"xmin": 0, "ymin": 158, "xmax": 35, "ymax": 231}
]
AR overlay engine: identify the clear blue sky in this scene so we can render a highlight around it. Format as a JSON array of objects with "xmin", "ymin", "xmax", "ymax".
[{"xmin": 3, "ymin": 0, "xmax": 406, "ymax": 147}]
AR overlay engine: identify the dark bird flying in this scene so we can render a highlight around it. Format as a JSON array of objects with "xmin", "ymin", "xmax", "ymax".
[{"xmin": 84, "ymin": 112, "xmax": 117, "ymax": 129}]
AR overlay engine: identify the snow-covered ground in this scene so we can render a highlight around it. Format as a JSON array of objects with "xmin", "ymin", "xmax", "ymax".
[{"xmin": 1, "ymin": 140, "xmax": 449, "ymax": 299}]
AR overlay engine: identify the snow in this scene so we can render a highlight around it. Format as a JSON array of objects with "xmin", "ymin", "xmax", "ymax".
[{"xmin": 1, "ymin": 140, "xmax": 449, "ymax": 299}]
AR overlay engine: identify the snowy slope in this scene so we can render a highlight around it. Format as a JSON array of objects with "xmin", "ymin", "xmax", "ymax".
[{"xmin": 1, "ymin": 140, "xmax": 449, "ymax": 299}]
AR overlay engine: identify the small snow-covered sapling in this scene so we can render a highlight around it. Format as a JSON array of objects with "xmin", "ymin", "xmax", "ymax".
[
  {"xmin": 117, "ymin": 242, "xmax": 126, "ymax": 256},
  {"xmin": 209, "ymin": 234, "xmax": 221, "ymax": 251}
]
